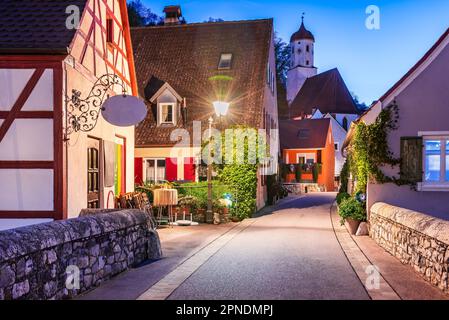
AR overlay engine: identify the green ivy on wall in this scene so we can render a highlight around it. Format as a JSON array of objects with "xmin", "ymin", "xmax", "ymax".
[
  {"xmin": 206, "ymin": 125, "xmax": 266, "ymax": 220},
  {"xmin": 346, "ymin": 102, "xmax": 401, "ymax": 193}
]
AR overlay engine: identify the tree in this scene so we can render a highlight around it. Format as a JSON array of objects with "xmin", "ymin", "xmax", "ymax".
[
  {"xmin": 205, "ymin": 17, "xmax": 224, "ymax": 23},
  {"xmin": 274, "ymin": 34, "xmax": 290, "ymax": 86},
  {"xmin": 274, "ymin": 34, "xmax": 291, "ymax": 119},
  {"xmin": 351, "ymin": 92, "xmax": 369, "ymax": 112},
  {"xmin": 127, "ymin": 0, "xmax": 164, "ymax": 27}
]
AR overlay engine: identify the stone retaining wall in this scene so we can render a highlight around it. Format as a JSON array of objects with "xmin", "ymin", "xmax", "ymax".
[
  {"xmin": 0, "ymin": 210, "xmax": 162, "ymax": 300},
  {"xmin": 370, "ymin": 203, "xmax": 449, "ymax": 293}
]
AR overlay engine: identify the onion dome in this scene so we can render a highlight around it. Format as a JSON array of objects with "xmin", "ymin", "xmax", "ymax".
[{"xmin": 290, "ymin": 21, "xmax": 315, "ymax": 42}]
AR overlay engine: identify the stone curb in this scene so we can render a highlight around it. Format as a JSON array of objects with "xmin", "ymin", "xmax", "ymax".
[{"xmin": 330, "ymin": 203, "xmax": 401, "ymax": 300}]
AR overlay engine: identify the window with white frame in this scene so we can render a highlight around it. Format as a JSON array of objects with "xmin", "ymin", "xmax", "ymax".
[
  {"xmin": 144, "ymin": 159, "xmax": 166, "ymax": 183},
  {"xmin": 423, "ymin": 137, "xmax": 449, "ymax": 186},
  {"xmin": 158, "ymin": 103, "xmax": 175, "ymax": 125},
  {"xmin": 218, "ymin": 53, "xmax": 232, "ymax": 69},
  {"xmin": 296, "ymin": 153, "xmax": 315, "ymax": 165}
]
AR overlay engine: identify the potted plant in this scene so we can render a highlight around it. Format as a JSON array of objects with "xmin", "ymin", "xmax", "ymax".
[
  {"xmin": 338, "ymin": 197, "xmax": 366, "ymax": 235},
  {"xmin": 312, "ymin": 163, "xmax": 321, "ymax": 183},
  {"xmin": 295, "ymin": 164, "xmax": 302, "ymax": 183},
  {"xmin": 178, "ymin": 196, "xmax": 198, "ymax": 219}
]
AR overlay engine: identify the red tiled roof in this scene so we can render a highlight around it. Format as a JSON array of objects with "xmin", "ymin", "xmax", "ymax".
[
  {"xmin": 289, "ymin": 68, "xmax": 359, "ymax": 117},
  {"xmin": 0, "ymin": 0, "xmax": 88, "ymax": 54},
  {"xmin": 131, "ymin": 19, "xmax": 273, "ymax": 146},
  {"xmin": 279, "ymin": 118, "xmax": 330, "ymax": 150}
]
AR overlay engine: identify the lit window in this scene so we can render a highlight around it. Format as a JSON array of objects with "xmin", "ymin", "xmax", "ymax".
[
  {"xmin": 423, "ymin": 137, "xmax": 449, "ymax": 185},
  {"xmin": 145, "ymin": 159, "xmax": 166, "ymax": 183},
  {"xmin": 106, "ymin": 18, "xmax": 114, "ymax": 43},
  {"xmin": 425, "ymin": 140, "xmax": 442, "ymax": 182},
  {"xmin": 218, "ymin": 53, "xmax": 232, "ymax": 69},
  {"xmin": 159, "ymin": 103, "xmax": 175, "ymax": 125},
  {"xmin": 446, "ymin": 141, "xmax": 449, "ymax": 181},
  {"xmin": 297, "ymin": 153, "xmax": 315, "ymax": 164}
]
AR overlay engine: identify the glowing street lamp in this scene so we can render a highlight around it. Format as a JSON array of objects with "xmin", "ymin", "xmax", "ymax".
[
  {"xmin": 213, "ymin": 100, "xmax": 230, "ymax": 117},
  {"xmin": 207, "ymin": 101, "xmax": 229, "ymax": 224}
]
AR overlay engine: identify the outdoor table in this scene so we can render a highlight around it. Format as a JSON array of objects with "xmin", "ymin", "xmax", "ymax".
[{"xmin": 153, "ymin": 188, "xmax": 178, "ymax": 227}]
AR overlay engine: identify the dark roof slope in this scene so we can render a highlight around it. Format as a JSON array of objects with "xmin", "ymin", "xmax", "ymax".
[
  {"xmin": 144, "ymin": 76, "xmax": 166, "ymax": 101},
  {"xmin": 0, "ymin": 0, "xmax": 88, "ymax": 54},
  {"xmin": 131, "ymin": 19, "xmax": 273, "ymax": 146},
  {"xmin": 290, "ymin": 68, "xmax": 359, "ymax": 117},
  {"xmin": 279, "ymin": 118, "xmax": 330, "ymax": 149}
]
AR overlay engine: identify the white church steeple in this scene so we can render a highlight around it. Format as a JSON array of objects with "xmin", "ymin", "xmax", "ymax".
[{"xmin": 286, "ymin": 15, "xmax": 318, "ymax": 105}]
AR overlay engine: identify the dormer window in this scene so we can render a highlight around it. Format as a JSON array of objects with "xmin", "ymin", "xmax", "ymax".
[
  {"xmin": 159, "ymin": 103, "xmax": 175, "ymax": 125},
  {"xmin": 218, "ymin": 53, "xmax": 232, "ymax": 69}
]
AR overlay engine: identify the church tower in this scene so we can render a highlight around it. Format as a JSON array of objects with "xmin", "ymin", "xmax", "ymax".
[{"xmin": 286, "ymin": 16, "xmax": 318, "ymax": 105}]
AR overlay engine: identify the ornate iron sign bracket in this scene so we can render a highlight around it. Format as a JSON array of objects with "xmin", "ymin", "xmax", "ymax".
[{"xmin": 65, "ymin": 74, "xmax": 127, "ymax": 139}]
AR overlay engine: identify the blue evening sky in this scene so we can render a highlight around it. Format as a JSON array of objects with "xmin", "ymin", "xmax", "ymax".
[{"xmin": 142, "ymin": 0, "xmax": 449, "ymax": 105}]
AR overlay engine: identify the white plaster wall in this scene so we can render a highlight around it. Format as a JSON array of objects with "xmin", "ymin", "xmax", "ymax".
[
  {"xmin": 0, "ymin": 69, "xmax": 34, "ymax": 111},
  {"xmin": 65, "ymin": 65, "xmax": 135, "ymax": 218},
  {"xmin": 22, "ymin": 69, "xmax": 54, "ymax": 111},
  {"xmin": 0, "ymin": 169, "xmax": 53, "ymax": 211},
  {"xmin": 335, "ymin": 113, "xmax": 359, "ymax": 129},
  {"xmin": 0, "ymin": 119, "xmax": 53, "ymax": 161},
  {"xmin": 291, "ymin": 39, "xmax": 314, "ymax": 69},
  {"xmin": 326, "ymin": 115, "xmax": 347, "ymax": 176},
  {"xmin": 286, "ymin": 66, "xmax": 317, "ymax": 104},
  {"xmin": 0, "ymin": 68, "xmax": 55, "ymax": 215}
]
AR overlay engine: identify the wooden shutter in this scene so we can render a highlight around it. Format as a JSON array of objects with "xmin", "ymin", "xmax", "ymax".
[
  {"xmin": 166, "ymin": 158, "xmax": 178, "ymax": 182},
  {"xmin": 184, "ymin": 157, "xmax": 196, "ymax": 182},
  {"xmin": 317, "ymin": 150, "xmax": 322, "ymax": 164},
  {"xmin": 134, "ymin": 158, "xmax": 143, "ymax": 185},
  {"xmin": 400, "ymin": 137, "xmax": 423, "ymax": 182}
]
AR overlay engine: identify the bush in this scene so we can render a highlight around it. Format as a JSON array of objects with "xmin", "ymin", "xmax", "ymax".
[
  {"xmin": 176, "ymin": 182, "xmax": 231, "ymax": 212},
  {"xmin": 339, "ymin": 158, "xmax": 350, "ymax": 194},
  {"xmin": 220, "ymin": 164, "xmax": 257, "ymax": 220},
  {"xmin": 338, "ymin": 197, "xmax": 366, "ymax": 225},
  {"xmin": 336, "ymin": 192, "xmax": 350, "ymax": 205},
  {"xmin": 312, "ymin": 163, "xmax": 320, "ymax": 183},
  {"xmin": 295, "ymin": 164, "xmax": 302, "ymax": 182}
]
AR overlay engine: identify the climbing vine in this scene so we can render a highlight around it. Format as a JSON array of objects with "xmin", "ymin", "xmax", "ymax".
[{"xmin": 346, "ymin": 102, "xmax": 401, "ymax": 193}]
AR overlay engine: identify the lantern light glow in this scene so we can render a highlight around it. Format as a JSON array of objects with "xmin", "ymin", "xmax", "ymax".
[{"xmin": 213, "ymin": 101, "xmax": 230, "ymax": 117}]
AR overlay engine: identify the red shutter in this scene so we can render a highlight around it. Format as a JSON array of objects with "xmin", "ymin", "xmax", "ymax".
[
  {"xmin": 166, "ymin": 158, "xmax": 178, "ymax": 182},
  {"xmin": 134, "ymin": 157, "xmax": 143, "ymax": 185},
  {"xmin": 184, "ymin": 157, "xmax": 196, "ymax": 182}
]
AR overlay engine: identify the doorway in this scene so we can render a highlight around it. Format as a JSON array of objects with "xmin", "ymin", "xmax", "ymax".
[{"xmin": 87, "ymin": 137, "xmax": 102, "ymax": 208}]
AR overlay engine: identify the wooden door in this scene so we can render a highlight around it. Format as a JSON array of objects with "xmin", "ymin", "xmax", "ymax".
[{"xmin": 87, "ymin": 138, "xmax": 102, "ymax": 208}]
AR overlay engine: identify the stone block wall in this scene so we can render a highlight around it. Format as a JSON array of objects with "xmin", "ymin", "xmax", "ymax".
[
  {"xmin": 0, "ymin": 210, "xmax": 162, "ymax": 300},
  {"xmin": 370, "ymin": 203, "xmax": 449, "ymax": 293}
]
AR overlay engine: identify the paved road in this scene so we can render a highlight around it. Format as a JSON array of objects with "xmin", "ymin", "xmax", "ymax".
[{"xmin": 168, "ymin": 193, "xmax": 370, "ymax": 300}]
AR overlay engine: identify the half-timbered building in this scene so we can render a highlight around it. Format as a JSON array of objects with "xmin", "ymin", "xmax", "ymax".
[{"xmin": 0, "ymin": 0, "xmax": 138, "ymax": 229}]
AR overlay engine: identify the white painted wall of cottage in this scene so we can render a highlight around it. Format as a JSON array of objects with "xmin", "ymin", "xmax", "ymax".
[{"xmin": 0, "ymin": 68, "xmax": 54, "ymax": 212}]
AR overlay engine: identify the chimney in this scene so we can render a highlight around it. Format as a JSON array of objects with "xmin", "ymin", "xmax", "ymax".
[{"xmin": 163, "ymin": 5, "xmax": 182, "ymax": 25}]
